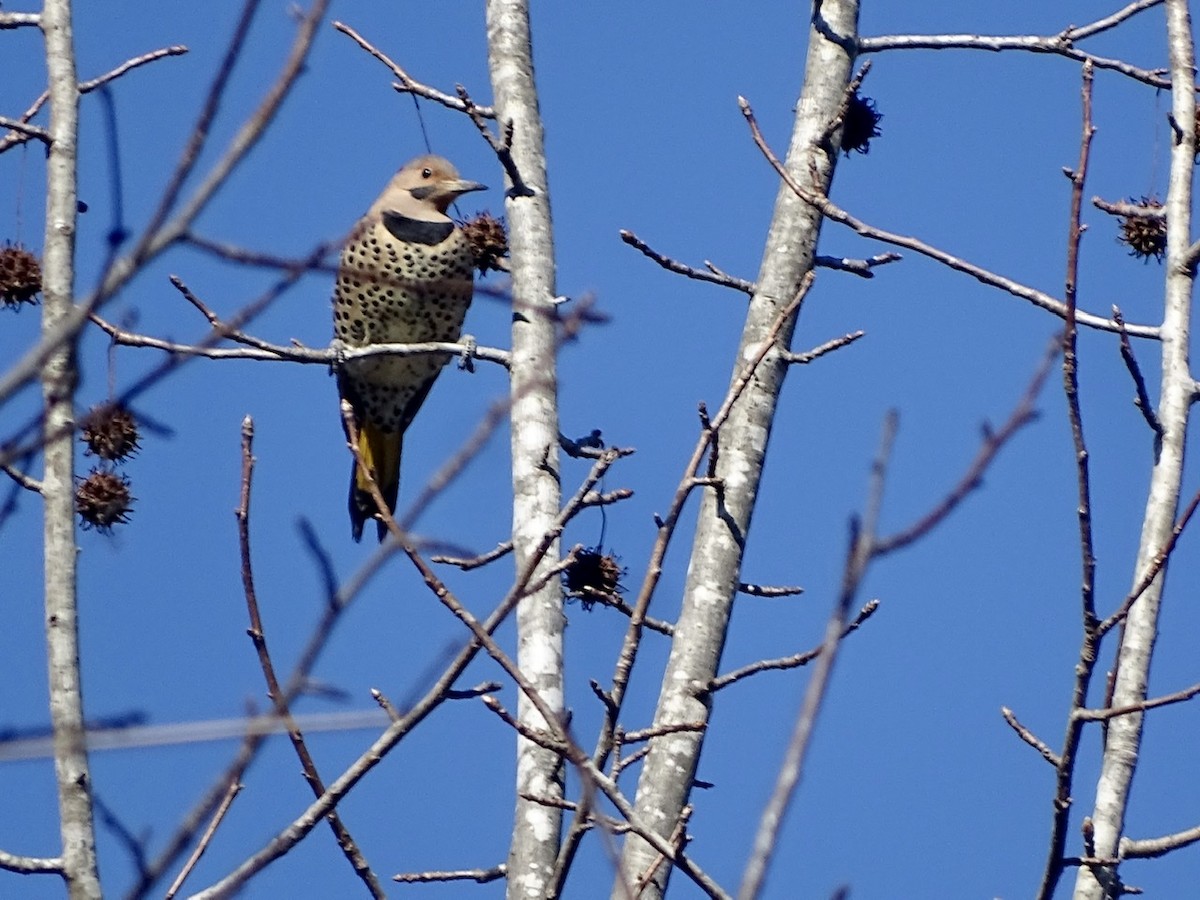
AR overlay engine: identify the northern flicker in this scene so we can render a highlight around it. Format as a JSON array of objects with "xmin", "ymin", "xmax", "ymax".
[{"xmin": 333, "ymin": 155, "xmax": 486, "ymax": 541}]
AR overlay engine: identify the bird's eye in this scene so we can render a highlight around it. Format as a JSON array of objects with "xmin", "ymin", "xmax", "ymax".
[{"xmin": 422, "ymin": 168, "xmax": 432, "ymax": 178}]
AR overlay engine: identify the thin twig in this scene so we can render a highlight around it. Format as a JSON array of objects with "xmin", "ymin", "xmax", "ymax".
[
  {"xmin": 1001, "ymin": 707, "xmax": 1062, "ymax": 767},
  {"xmin": 0, "ymin": 850, "xmax": 62, "ymax": 874},
  {"xmin": 394, "ymin": 864, "xmax": 507, "ymax": 884},
  {"xmin": 0, "ymin": 115, "xmax": 51, "ymax": 143},
  {"xmin": 1062, "ymin": 60, "xmax": 1100, "ymax": 630},
  {"xmin": 236, "ymin": 418, "xmax": 386, "ymax": 898},
  {"xmin": 813, "ymin": 252, "xmax": 902, "ymax": 278},
  {"xmin": 332, "ymin": 20, "xmax": 493, "ymax": 115},
  {"xmin": 780, "ymin": 330, "xmax": 865, "ymax": 365},
  {"xmin": 1074, "ymin": 680, "xmax": 1200, "ymax": 721},
  {"xmin": 738, "ymin": 97, "xmax": 1160, "ymax": 340},
  {"xmin": 1098, "ymin": 482, "xmax": 1200, "ymax": 635},
  {"xmin": 620, "ymin": 230, "xmax": 755, "ymax": 293},
  {"xmin": 1121, "ymin": 824, "xmax": 1200, "ymax": 859},
  {"xmin": 1093, "ymin": 197, "xmax": 1165, "ymax": 218},
  {"xmin": 433, "ymin": 540, "xmax": 514, "ymax": 569},
  {"xmin": 1112, "ymin": 307, "xmax": 1164, "ymax": 435},
  {"xmin": 0, "ymin": 45, "xmax": 187, "ymax": 153},
  {"xmin": 0, "ymin": 12, "xmax": 41, "ymax": 28},
  {"xmin": 737, "ymin": 413, "xmax": 893, "ymax": 900},
  {"xmin": 163, "ymin": 779, "xmax": 242, "ymax": 900},
  {"xmin": 873, "ymin": 337, "xmax": 1058, "ymax": 556},
  {"xmin": 859, "ymin": 1, "xmax": 1168, "ymax": 88},
  {"xmin": 1, "ymin": 462, "xmax": 42, "ymax": 493},
  {"xmin": 710, "ymin": 600, "xmax": 879, "ymax": 692},
  {"xmin": 554, "ymin": 280, "xmax": 813, "ymax": 894},
  {"xmin": 737, "ymin": 583, "xmax": 805, "ymax": 598}
]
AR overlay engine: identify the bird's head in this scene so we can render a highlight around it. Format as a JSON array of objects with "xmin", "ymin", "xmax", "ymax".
[{"xmin": 377, "ymin": 155, "xmax": 487, "ymax": 219}]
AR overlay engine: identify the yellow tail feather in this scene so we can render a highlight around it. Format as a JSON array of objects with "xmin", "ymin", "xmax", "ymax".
[{"xmin": 350, "ymin": 422, "xmax": 402, "ymax": 542}]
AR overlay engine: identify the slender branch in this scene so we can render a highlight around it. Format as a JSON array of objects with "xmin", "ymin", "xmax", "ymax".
[
  {"xmin": 1094, "ymin": 197, "xmax": 1165, "ymax": 218},
  {"xmin": 88, "ymin": 309, "xmax": 511, "ymax": 367},
  {"xmin": 813, "ymin": 251, "xmax": 901, "ymax": 278},
  {"xmin": 1061, "ymin": 60, "xmax": 1100, "ymax": 630},
  {"xmin": 394, "ymin": 865, "xmax": 507, "ymax": 884},
  {"xmin": 737, "ymin": 412, "xmax": 893, "ymax": 900},
  {"xmin": 0, "ymin": 114, "xmax": 51, "ymax": 143},
  {"xmin": 0, "ymin": 45, "xmax": 186, "ymax": 153},
  {"xmin": 1112, "ymin": 307, "xmax": 1164, "ymax": 435},
  {"xmin": 163, "ymin": 779, "xmax": 242, "ymax": 900},
  {"xmin": 0, "ymin": 11, "xmax": 40, "ymax": 28},
  {"xmin": 482, "ymin": 697, "xmax": 568, "ymax": 753},
  {"xmin": 2, "ymin": 462, "xmax": 43, "ymax": 493},
  {"xmin": 780, "ymin": 330, "xmax": 865, "ymax": 365},
  {"xmin": 0, "ymin": 0, "xmax": 329, "ymax": 411},
  {"xmin": 1001, "ymin": 707, "xmax": 1062, "ymax": 767},
  {"xmin": 873, "ymin": 337, "xmax": 1058, "ymax": 556},
  {"xmin": 236, "ymin": 418, "xmax": 385, "ymax": 898},
  {"xmin": 620, "ymin": 230, "xmax": 755, "ymax": 293},
  {"xmin": 859, "ymin": 1, "xmax": 1169, "ymax": 88},
  {"xmin": 183, "ymin": 231, "xmax": 338, "ymax": 272},
  {"xmin": 1075, "ymin": 680, "xmax": 1200, "ymax": 721},
  {"xmin": 1097, "ymin": 482, "xmax": 1200, "ymax": 635},
  {"xmin": 621, "ymin": 722, "xmax": 708, "ymax": 744},
  {"xmin": 0, "ymin": 850, "xmax": 62, "ymax": 874},
  {"xmin": 739, "ymin": 97, "xmax": 1160, "ymax": 340},
  {"xmin": 736, "ymin": 583, "xmax": 805, "ymax": 598},
  {"xmin": 433, "ymin": 540, "xmax": 513, "ymax": 569},
  {"xmin": 1122, "ymin": 824, "xmax": 1200, "ymax": 859},
  {"xmin": 710, "ymin": 600, "xmax": 879, "ymax": 692},
  {"xmin": 332, "ymin": 20, "xmax": 493, "ymax": 116}
]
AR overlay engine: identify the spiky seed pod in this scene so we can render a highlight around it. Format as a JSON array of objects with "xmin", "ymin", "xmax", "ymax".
[
  {"xmin": 1119, "ymin": 198, "xmax": 1167, "ymax": 263},
  {"xmin": 459, "ymin": 212, "xmax": 509, "ymax": 274},
  {"xmin": 76, "ymin": 468, "xmax": 134, "ymax": 532},
  {"xmin": 564, "ymin": 547, "xmax": 625, "ymax": 610},
  {"xmin": 841, "ymin": 93, "xmax": 882, "ymax": 156},
  {"xmin": 0, "ymin": 243, "xmax": 42, "ymax": 308},
  {"xmin": 81, "ymin": 402, "xmax": 141, "ymax": 462}
]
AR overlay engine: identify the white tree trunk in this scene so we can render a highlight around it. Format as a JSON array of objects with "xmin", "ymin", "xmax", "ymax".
[
  {"xmin": 485, "ymin": 2, "xmax": 566, "ymax": 896},
  {"xmin": 40, "ymin": 0, "xmax": 101, "ymax": 897},
  {"xmin": 615, "ymin": 2, "xmax": 861, "ymax": 897},
  {"xmin": 1074, "ymin": 1, "xmax": 1195, "ymax": 897}
]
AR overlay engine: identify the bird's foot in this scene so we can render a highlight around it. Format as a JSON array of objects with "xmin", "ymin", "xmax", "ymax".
[
  {"xmin": 329, "ymin": 338, "xmax": 349, "ymax": 374},
  {"xmin": 458, "ymin": 335, "xmax": 478, "ymax": 372}
]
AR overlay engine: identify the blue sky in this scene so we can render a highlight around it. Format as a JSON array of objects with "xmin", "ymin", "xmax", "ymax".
[{"xmin": 2, "ymin": 2, "xmax": 1198, "ymax": 898}]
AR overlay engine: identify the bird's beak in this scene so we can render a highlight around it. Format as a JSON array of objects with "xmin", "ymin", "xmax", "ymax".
[
  {"xmin": 410, "ymin": 179, "xmax": 488, "ymax": 209},
  {"xmin": 445, "ymin": 179, "xmax": 487, "ymax": 197}
]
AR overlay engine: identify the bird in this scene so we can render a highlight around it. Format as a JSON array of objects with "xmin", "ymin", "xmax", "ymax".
[{"xmin": 332, "ymin": 155, "xmax": 486, "ymax": 541}]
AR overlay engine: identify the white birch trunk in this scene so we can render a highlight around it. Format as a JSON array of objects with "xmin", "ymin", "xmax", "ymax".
[
  {"xmin": 615, "ymin": 2, "xmax": 861, "ymax": 896},
  {"xmin": 485, "ymin": 2, "xmax": 566, "ymax": 896}
]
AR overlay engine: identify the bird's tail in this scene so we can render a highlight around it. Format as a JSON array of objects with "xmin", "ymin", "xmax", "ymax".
[{"xmin": 349, "ymin": 422, "xmax": 402, "ymax": 542}]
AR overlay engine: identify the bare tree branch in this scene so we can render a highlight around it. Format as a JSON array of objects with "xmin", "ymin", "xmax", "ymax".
[
  {"xmin": 739, "ymin": 98, "xmax": 1160, "ymax": 340},
  {"xmin": 859, "ymin": 1, "xmax": 1169, "ymax": 88},
  {"xmin": 163, "ymin": 780, "xmax": 241, "ymax": 900}
]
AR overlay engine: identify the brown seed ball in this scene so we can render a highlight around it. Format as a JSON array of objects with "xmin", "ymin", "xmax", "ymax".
[
  {"xmin": 80, "ymin": 403, "xmax": 141, "ymax": 462},
  {"xmin": 459, "ymin": 212, "xmax": 509, "ymax": 274},
  {"xmin": 76, "ymin": 469, "xmax": 135, "ymax": 532},
  {"xmin": 841, "ymin": 92, "xmax": 883, "ymax": 156},
  {"xmin": 0, "ymin": 243, "xmax": 42, "ymax": 308},
  {"xmin": 1119, "ymin": 198, "xmax": 1167, "ymax": 263},
  {"xmin": 564, "ymin": 548, "xmax": 626, "ymax": 610}
]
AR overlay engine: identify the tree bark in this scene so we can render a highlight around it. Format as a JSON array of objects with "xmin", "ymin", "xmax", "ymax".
[
  {"xmin": 614, "ymin": 2, "xmax": 861, "ymax": 897},
  {"xmin": 40, "ymin": 0, "xmax": 102, "ymax": 897},
  {"xmin": 1073, "ymin": 1, "xmax": 1195, "ymax": 897},
  {"xmin": 485, "ymin": 2, "xmax": 566, "ymax": 896}
]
